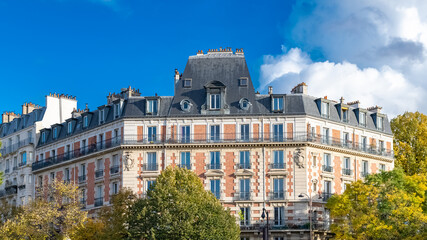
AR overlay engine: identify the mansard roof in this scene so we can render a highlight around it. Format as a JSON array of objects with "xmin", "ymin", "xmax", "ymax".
[{"xmin": 0, "ymin": 107, "xmax": 46, "ymax": 138}]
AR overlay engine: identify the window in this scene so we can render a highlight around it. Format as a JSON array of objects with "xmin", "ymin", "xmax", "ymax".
[
  {"xmin": 239, "ymin": 98, "xmax": 251, "ymax": 110},
  {"xmin": 183, "ymin": 79, "xmax": 192, "ymax": 88},
  {"xmin": 80, "ymin": 164, "xmax": 86, "ymax": 180},
  {"xmin": 377, "ymin": 116, "xmax": 384, "ymax": 130},
  {"xmin": 272, "ymin": 150, "xmax": 284, "ymax": 169},
  {"xmin": 342, "ymin": 108, "xmax": 348, "ymax": 122},
  {"xmin": 359, "ymin": 112, "xmax": 366, "ymax": 126},
  {"xmin": 147, "ymin": 180, "xmax": 156, "ymax": 191},
  {"xmin": 99, "ymin": 109, "xmax": 105, "ymax": 123},
  {"xmin": 321, "ymin": 102, "xmax": 329, "ymax": 118},
  {"xmin": 21, "ymin": 152, "xmax": 27, "ymax": 165},
  {"xmin": 380, "ymin": 163, "xmax": 386, "ymax": 171},
  {"xmin": 53, "ymin": 128, "xmax": 57, "ymax": 139},
  {"xmin": 379, "ymin": 140, "xmax": 385, "ymax": 153},
  {"xmin": 145, "ymin": 152, "xmax": 157, "ymax": 171},
  {"xmin": 147, "ymin": 100, "xmax": 158, "ymax": 114},
  {"xmin": 112, "ymin": 182, "xmax": 119, "ymax": 195},
  {"xmin": 210, "ymin": 94, "xmax": 220, "ymax": 109},
  {"xmin": 273, "ymin": 124, "xmax": 283, "ymax": 142},
  {"xmin": 51, "ymin": 150, "xmax": 56, "ymax": 159},
  {"xmin": 239, "ymin": 78, "xmax": 248, "ymax": 86},
  {"xmin": 323, "ymin": 180, "xmax": 331, "ymax": 201},
  {"xmin": 239, "ymin": 151, "xmax": 250, "ymax": 169},
  {"xmin": 83, "ymin": 116, "xmax": 88, "ymax": 128},
  {"xmin": 240, "ymin": 179, "xmax": 250, "ymax": 200},
  {"xmin": 362, "ymin": 161, "xmax": 369, "ymax": 176},
  {"xmin": 181, "ymin": 126, "xmax": 190, "ymax": 143},
  {"xmin": 148, "ymin": 126, "xmax": 157, "ymax": 142},
  {"xmin": 114, "ymin": 103, "xmax": 120, "ymax": 118},
  {"xmin": 323, "ymin": 153, "xmax": 332, "ymax": 172},
  {"xmin": 80, "ymin": 189, "xmax": 86, "ymax": 205},
  {"xmin": 272, "ymin": 97, "xmax": 283, "ymax": 111},
  {"xmin": 95, "ymin": 185, "xmax": 103, "ymax": 207},
  {"xmin": 96, "ymin": 159, "xmax": 104, "ymax": 178},
  {"xmin": 40, "ymin": 154, "xmax": 44, "ymax": 161},
  {"xmin": 313, "ymin": 155, "xmax": 317, "ymax": 166},
  {"xmin": 273, "ymin": 178, "xmax": 284, "ymax": 199},
  {"xmin": 41, "ymin": 132, "xmax": 46, "ymax": 143},
  {"xmin": 361, "ymin": 136, "xmax": 367, "ymax": 151},
  {"xmin": 240, "ymin": 124, "xmax": 249, "ymax": 141},
  {"xmin": 210, "ymin": 179, "xmax": 221, "ymax": 199},
  {"xmin": 343, "ymin": 157, "xmax": 351, "ymax": 175},
  {"xmin": 180, "ymin": 152, "xmax": 191, "ymax": 170},
  {"xmin": 274, "ymin": 207, "xmax": 285, "ymax": 226},
  {"xmin": 240, "ymin": 207, "xmax": 250, "ymax": 226},
  {"xmin": 65, "ymin": 168, "xmax": 70, "ymax": 182},
  {"xmin": 313, "ymin": 182, "xmax": 317, "ymax": 191},
  {"xmin": 210, "ymin": 125, "xmax": 220, "ymax": 142},
  {"xmin": 322, "ymin": 128, "xmax": 330, "ymax": 144},
  {"xmin": 209, "ymin": 151, "xmax": 220, "ymax": 169},
  {"xmin": 50, "ymin": 172, "xmax": 55, "ymax": 181},
  {"xmin": 311, "ymin": 126, "xmax": 316, "ymax": 138},
  {"xmin": 67, "ymin": 122, "xmax": 72, "ymax": 134},
  {"xmin": 180, "ymin": 99, "xmax": 192, "ymax": 112}
]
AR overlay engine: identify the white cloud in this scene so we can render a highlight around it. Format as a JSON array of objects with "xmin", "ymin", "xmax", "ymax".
[
  {"xmin": 260, "ymin": 48, "xmax": 424, "ymax": 117},
  {"xmin": 260, "ymin": 0, "xmax": 427, "ymax": 116}
]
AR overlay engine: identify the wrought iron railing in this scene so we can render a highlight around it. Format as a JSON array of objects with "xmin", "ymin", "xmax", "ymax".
[
  {"xmin": 322, "ymin": 165, "xmax": 333, "ymax": 173},
  {"xmin": 78, "ymin": 175, "xmax": 86, "ymax": 183},
  {"xmin": 95, "ymin": 169, "xmax": 104, "ymax": 178},
  {"xmin": 322, "ymin": 192, "xmax": 333, "ymax": 202},
  {"xmin": 342, "ymin": 168, "xmax": 352, "ymax": 175},
  {"xmin": 142, "ymin": 164, "xmax": 158, "ymax": 171},
  {"xmin": 110, "ymin": 166, "xmax": 120, "ymax": 174},
  {"xmin": 207, "ymin": 163, "xmax": 221, "ymax": 170},
  {"xmin": 237, "ymin": 163, "xmax": 251, "ymax": 170},
  {"xmin": 269, "ymin": 163, "xmax": 286, "ymax": 169},
  {"xmin": 238, "ymin": 191, "xmax": 252, "ymax": 201},
  {"xmin": 177, "ymin": 164, "xmax": 191, "ymax": 170},
  {"xmin": 268, "ymin": 191, "xmax": 285, "ymax": 200},
  {"xmin": 94, "ymin": 197, "xmax": 103, "ymax": 207}
]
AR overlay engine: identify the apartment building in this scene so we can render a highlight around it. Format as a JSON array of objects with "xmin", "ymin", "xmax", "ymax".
[
  {"xmin": 31, "ymin": 48, "xmax": 393, "ymax": 240},
  {"xmin": 0, "ymin": 95, "xmax": 77, "ymax": 206}
]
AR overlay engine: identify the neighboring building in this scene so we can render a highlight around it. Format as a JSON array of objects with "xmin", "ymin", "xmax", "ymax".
[
  {"xmin": 0, "ymin": 94, "xmax": 77, "ymax": 206},
  {"xmin": 31, "ymin": 48, "xmax": 393, "ymax": 239}
]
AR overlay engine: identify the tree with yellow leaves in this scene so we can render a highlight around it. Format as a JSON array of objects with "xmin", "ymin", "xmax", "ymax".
[
  {"xmin": 391, "ymin": 111, "xmax": 427, "ymax": 175},
  {"xmin": 326, "ymin": 169, "xmax": 427, "ymax": 239},
  {"xmin": 0, "ymin": 180, "xmax": 87, "ymax": 239}
]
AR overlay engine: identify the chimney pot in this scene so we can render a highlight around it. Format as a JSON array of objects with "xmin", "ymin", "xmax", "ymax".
[{"xmin": 268, "ymin": 86, "xmax": 273, "ymax": 95}]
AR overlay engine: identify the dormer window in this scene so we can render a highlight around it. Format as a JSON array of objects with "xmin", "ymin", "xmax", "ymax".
[
  {"xmin": 99, "ymin": 109, "xmax": 105, "ymax": 124},
  {"xmin": 83, "ymin": 116, "xmax": 88, "ymax": 128},
  {"xmin": 342, "ymin": 108, "xmax": 348, "ymax": 122},
  {"xmin": 67, "ymin": 122, "xmax": 72, "ymax": 134},
  {"xmin": 359, "ymin": 112, "xmax": 366, "ymax": 127},
  {"xmin": 239, "ymin": 78, "xmax": 248, "ymax": 87},
  {"xmin": 180, "ymin": 99, "xmax": 192, "ymax": 112},
  {"xmin": 183, "ymin": 79, "xmax": 192, "ymax": 88},
  {"xmin": 239, "ymin": 98, "xmax": 251, "ymax": 110},
  {"xmin": 147, "ymin": 99, "xmax": 158, "ymax": 114},
  {"xmin": 321, "ymin": 102, "xmax": 329, "ymax": 118},
  {"xmin": 377, "ymin": 116, "xmax": 384, "ymax": 130},
  {"xmin": 53, "ymin": 128, "xmax": 58, "ymax": 139},
  {"xmin": 272, "ymin": 97, "xmax": 283, "ymax": 112},
  {"xmin": 210, "ymin": 94, "xmax": 220, "ymax": 110},
  {"xmin": 41, "ymin": 132, "xmax": 46, "ymax": 144},
  {"xmin": 114, "ymin": 103, "xmax": 120, "ymax": 119}
]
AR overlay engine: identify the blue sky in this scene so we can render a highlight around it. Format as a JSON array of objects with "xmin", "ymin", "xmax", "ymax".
[{"xmin": 1, "ymin": 0, "xmax": 426, "ymax": 118}]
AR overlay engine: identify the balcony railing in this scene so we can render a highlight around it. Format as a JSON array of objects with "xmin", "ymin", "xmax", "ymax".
[
  {"xmin": 32, "ymin": 132, "xmax": 393, "ymax": 172},
  {"xmin": 237, "ymin": 191, "xmax": 252, "ymax": 201},
  {"xmin": 78, "ymin": 175, "xmax": 86, "ymax": 183},
  {"xmin": 18, "ymin": 162, "xmax": 27, "ymax": 167},
  {"xmin": 240, "ymin": 219, "xmax": 330, "ymax": 231},
  {"xmin": 269, "ymin": 163, "xmax": 286, "ymax": 169},
  {"xmin": 18, "ymin": 184, "xmax": 26, "ymax": 190},
  {"xmin": 0, "ymin": 137, "xmax": 34, "ymax": 156},
  {"xmin": 322, "ymin": 192, "xmax": 333, "ymax": 202},
  {"xmin": 268, "ymin": 191, "xmax": 285, "ymax": 200},
  {"xmin": 361, "ymin": 171, "xmax": 369, "ymax": 177},
  {"xmin": 142, "ymin": 164, "xmax": 158, "ymax": 171},
  {"xmin": 80, "ymin": 199, "xmax": 86, "ymax": 209},
  {"xmin": 342, "ymin": 168, "xmax": 353, "ymax": 176},
  {"xmin": 322, "ymin": 165, "xmax": 333, "ymax": 173},
  {"xmin": 177, "ymin": 164, "xmax": 191, "ymax": 170},
  {"xmin": 207, "ymin": 164, "xmax": 221, "ymax": 170},
  {"xmin": 4, "ymin": 168, "xmax": 10, "ymax": 174},
  {"xmin": 13, "ymin": 166, "xmax": 18, "ymax": 171},
  {"xmin": 95, "ymin": 169, "xmax": 104, "ymax": 178},
  {"xmin": 110, "ymin": 166, "xmax": 120, "ymax": 174},
  {"xmin": 237, "ymin": 163, "xmax": 251, "ymax": 170},
  {"xmin": 94, "ymin": 197, "xmax": 103, "ymax": 207}
]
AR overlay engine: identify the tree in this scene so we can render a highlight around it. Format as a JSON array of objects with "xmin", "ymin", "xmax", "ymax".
[
  {"xmin": 127, "ymin": 166, "xmax": 240, "ymax": 240},
  {"xmin": 0, "ymin": 180, "xmax": 87, "ymax": 239},
  {"xmin": 391, "ymin": 111, "xmax": 427, "ymax": 175},
  {"xmin": 326, "ymin": 169, "xmax": 427, "ymax": 240}
]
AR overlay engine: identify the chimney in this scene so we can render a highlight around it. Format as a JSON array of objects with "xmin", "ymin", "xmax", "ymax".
[
  {"xmin": 367, "ymin": 105, "xmax": 382, "ymax": 114},
  {"xmin": 268, "ymin": 86, "xmax": 273, "ymax": 95},
  {"xmin": 22, "ymin": 102, "xmax": 39, "ymax": 115},
  {"xmin": 2, "ymin": 112, "xmax": 10, "ymax": 123},
  {"xmin": 291, "ymin": 82, "xmax": 308, "ymax": 94},
  {"xmin": 2, "ymin": 112, "xmax": 20, "ymax": 123},
  {"xmin": 347, "ymin": 100, "xmax": 360, "ymax": 108},
  {"xmin": 175, "ymin": 69, "xmax": 180, "ymax": 84},
  {"xmin": 340, "ymin": 97, "xmax": 344, "ymax": 104}
]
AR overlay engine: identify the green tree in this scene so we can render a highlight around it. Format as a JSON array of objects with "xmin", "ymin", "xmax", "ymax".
[
  {"xmin": 391, "ymin": 111, "xmax": 427, "ymax": 175},
  {"xmin": 127, "ymin": 166, "xmax": 240, "ymax": 240},
  {"xmin": 0, "ymin": 180, "xmax": 87, "ymax": 239},
  {"xmin": 326, "ymin": 169, "xmax": 427, "ymax": 240}
]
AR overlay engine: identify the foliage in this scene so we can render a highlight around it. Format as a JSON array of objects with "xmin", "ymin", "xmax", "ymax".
[
  {"xmin": 126, "ymin": 166, "xmax": 240, "ymax": 240},
  {"xmin": 0, "ymin": 180, "xmax": 87, "ymax": 239},
  {"xmin": 326, "ymin": 169, "xmax": 427, "ymax": 240},
  {"xmin": 391, "ymin": 111, "xmax": 427, "ymax": 175},
  {"xmin": 0, "ymin": 199, "xmax": 22, "ymax": 224}
]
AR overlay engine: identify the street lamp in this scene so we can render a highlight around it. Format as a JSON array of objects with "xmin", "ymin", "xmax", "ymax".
[
  {"xmin": 298, "ymin": 193, "xmax": 313, "ymax": 240},
  {"xmin": 261, "ymin": 207, "xmax": 269, "ymax": 240}
]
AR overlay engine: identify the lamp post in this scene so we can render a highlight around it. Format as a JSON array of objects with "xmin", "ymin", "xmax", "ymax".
[
  {"xmin": 261, "ymin": 207, "xmax": 269, "ymax": 240},
  {"xmin": 298, "ymin": 193, "xmax": 313, "ymax": 240}
]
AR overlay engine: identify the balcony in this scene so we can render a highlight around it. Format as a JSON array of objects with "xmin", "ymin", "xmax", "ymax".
[
  {"xmin": 5, "ymin": 184, "xmax": 17, "ymax": 195},
  {"xmin": 78, "ymin": 175, "xmax": 86, "ymax": 183},
  {"xmin": 110, "ymin": 166, "xmax": 120, "ymax": 175},
  {"xmin": 322, "ymin": 192, "xmax": 333, "ymax": 202},
  {"xmin": 0, "ymin": 138, "xmax": 34, "ymax": 156},
  {"xmin": 269, "ymin": 163, "xmax": 286, "ymax": 170},
  {"xmin": 142, "ymin": 164, "xmax": 158, "ymax": 172},
  {"xmin": 13, "ymin": 166, "xmax": 18, "ymax": 171},
  {"xmin": 268, "ymin": 191, "xmax": 285, "ymax": 201},
  {"xmin": 94, "ymin": 197, "xmax": 103, "ymax": 207},
  {"xmin": 80, "ymin": 199, "xmax": 86, "ymax": 209},
  {"xmin": 177, "ymin": 164, "xmax": 191, "ymax": 170},
  {"xmin": 18, "ymin": 162, "xmax": 27, "ymax": 167},
  {"xmin": 237, "ymin": 163, "xmax": 251, "ymax": 170},
  {"xmin": 361, "ymin": 171, "xmax": 369, "ymax": 177},
  {"xmin": 95, "ymin": 169, "xmax": 104, "ymax": 178},
  {"xmin": 18, "ymin": 184, "xmax": 26, "ymax": 190},
  {"xmin": 4, "ymin": 168, "xmax": 10, "ymax": 174},
  {"xmin": 322, "ymin": 165, "xmax": 333, "ymax": 173},
  {"xmin": 342, "ymin": 168, "xmax": 353, "ymax": 176},
  {"xmin": 207, "ymin": 164, "xmax": 221, "ymax": 170},
  {"xmin": 237, "ymin": 191, "xmax": 252, "ymax": 201}
]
